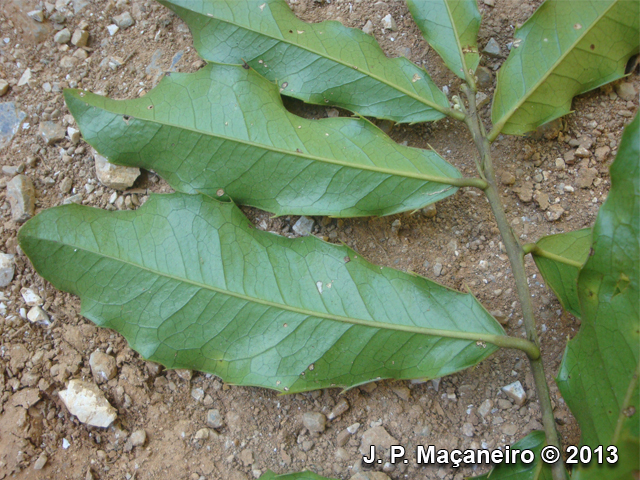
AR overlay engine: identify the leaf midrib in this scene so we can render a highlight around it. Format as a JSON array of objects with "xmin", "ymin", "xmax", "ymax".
[
  {"xmin": 31, "ymin": 233, "xmax": 505, "ymax": 344},
  {"xmin": 490, "ymin": 0, "xmax": 618, "ymax": 139},
  {"xmin": 81, "ymin": 92, "xmax": 462, "ymax": 186},
  {"xmin": 173, "ymin": 1, "xmax": 455, "ymax": 118},
  {"xmin": 444, "ymin": 0, "xmax": 468, "ymax": 76}
]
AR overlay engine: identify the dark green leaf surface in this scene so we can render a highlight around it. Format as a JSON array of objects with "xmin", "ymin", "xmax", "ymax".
[
  {"xmin": 491, "ymin": 0, "xmax": 639, "ymax": 138},
  {"xmin": 19, "ymin": 193, "xmax": 506, "ymax": 393},
  {"xmin": 557, "ymin": 115, "xmax": 639, "ymax": 478},
  {"xmin": 65, "ymin": 64, "xmax": 465, "ymax": 218},
  {"xmin": 532, "ymin": 228, "xmax": 591, "ymax": 318},
  {"xmin": 407, "ymin": 0, "xmax": 480, "ymax": 80},
  {"xmin": 469, "ymin": 431, "xmax": 554, "ymax": 480},
  {"xmin": 158, "ymin": 0, "xmax": 453, "ymax": 123}
]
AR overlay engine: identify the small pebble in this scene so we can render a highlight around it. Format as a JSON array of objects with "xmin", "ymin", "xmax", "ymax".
[{"xmin": 302, "ymin": 412, "xmax": 326, "ymax": 433}]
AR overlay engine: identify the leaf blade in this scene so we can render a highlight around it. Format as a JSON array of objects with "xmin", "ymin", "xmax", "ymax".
[
  {"xmin": 407, "ymin": 0, "xmax": 481, "ymax": 80},
  {"xmin": 65, "ymin": 63, "xmax": 465, "ymax": 217},
  {"xmin": 556, "ymin": 115, "xmax": 639, "ymax": 477},
  {"xmin": 470, "ymin": 431, "xmax": 557, "ymax": 480},
  {"xmin": 158, "ymin": 0, "xmax": 453, "ymax": 123},
  {"xmin": 491, "ymin": 0, "xmax": 639, "ymax": 138},
  {"xmin": 531, "ymin": 228, "xmax": 591, "ymax": 318},
  {"xmin": 19, "ymin": 193, "xmax": 507, "ymax": 393}
]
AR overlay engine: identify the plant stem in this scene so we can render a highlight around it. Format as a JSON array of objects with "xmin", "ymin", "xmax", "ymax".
[
  {"xmin": 522, "ymin": 243, "xmax": 584, "ymax": 269},
  {"xmin": 461, "ymin": 86, "xmax": 567, "ymax": 480}
]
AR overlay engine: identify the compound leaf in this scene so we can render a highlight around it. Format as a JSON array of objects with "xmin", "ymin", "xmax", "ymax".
[
  {"xmin": 19, "ymin": 193, "xmax": 508, "ymax": 393},
  {"xmin": 407, "ymin": 0, "xmax": 481, "ymax": 80},
  {"xmin": 65, "ymin": 63, "xmax": 466, "ymax": 218},
  {"xmin": 557, "ymin": 115, "xmax": 639, "ymax": 478},
  {"xmin": 158, "ymin": 0, "xmax": 453, "ymax": 123},
  {"xmin": 490, "ymin": 0, "xmax": 639, "ymax": 139},
  {"xmin": 531, "ymin": 228, "xmax": 591, "ymax": 318}
]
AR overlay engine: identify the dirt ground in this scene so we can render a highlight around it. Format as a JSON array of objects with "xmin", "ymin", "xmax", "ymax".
[{"xmin": 0, "ymin": 0, "xmax": 637, "ymax": 479}]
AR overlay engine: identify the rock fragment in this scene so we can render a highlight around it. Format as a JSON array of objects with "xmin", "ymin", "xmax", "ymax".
[
  {"xmin": 71, "ymin": 28, "xmax": 89, "ymax": 47},
  {"xmin": 576, "ymin": 167, "xmax": 598, "ymax": 189},
  {"xmin": 302, "ymin": 412, "xmax": 326, "ymax": 433},
  {"xmin": 292, "ymin": 216, "xmax": 314, "ymax": 236},
  {"xmin": 28, "ymin": 10, "xmax": 45, "ymax": 22},
  {"xmin": 129, "ymin": 429, "xmax": 146, "ymax": 447},
  {"xmin": 362, "ymin": 20, "xmax": 374, "ymax": 35},
  {"xmin": 0, "ymin": 79, "xmax": 8, "ymax": 96},
  {"xmin": 89, "ymin": 351, "xmax": 117, "ymax": 383},
  {"xmin": 359, "ymin": 426, "xmax": 398, "ymax": 455},
  {"xmin": 39, "ymin": 121, "xmax": 66, "ymax": 144},
  {"xmin": 17, "ymin": 68, "xmax": 32, "ymax": 87},
  {"xmin": 0, "ymin": 253, "xmax": 15, "ymax": 287},
  {"xmin": 33, "ymin": 453, "xmax": 48, "ymax": 470},
  {"xmin": 328, "ymin": 398, "xmax": 349, "ymax": 421},
  {"xmin": 483, "ymin": 38, "xmax": 501, "ymax": 57},
  {"xmin": 27, "ymin": 306, "xmax": 50, "ymax": 326},
  {"xmin": 113, "ymin": 12, "xmax": 135, "ymax": 29},
  {"xmin": 21, "ymin": 287, "xmax": 43, "ymax": 306},
  {"xmin": 58, "ymin": 379, "xmax": 117, "ymax": 428},
  {"xmin": 594, "ymin": 146, "xmax": 610, "ymax": 162},
  {"xmin": 206, "ymin": 409, "xmax": 224, "ymax": 429},
  {"xmin": 475, "ymin": 66, "xmax": 492, "ymax": 89},
  {"xmin": 7, "ymin": 175, "xmax": 36, "ymax": 223},
  {"xmin": 381, "ymin": 14, "xmax": 397, "ymax": 31},
  {"xmin": 501, "ymin": 381, "xmax": 527, "ymax": 406},
  {"xmin": 54, "ymin": 28, "xmax": 71, "ymax": 44},
  {"xmin": 93, "ymin": 150, "xmax": 140, "ymax": 190},
  {"xmin": 545, "ymin": 204, "xmax": 564, "ymax": 222},
  {"xmin": 615, "ymin": 82, "xmax": 637, "ymax": 101}
]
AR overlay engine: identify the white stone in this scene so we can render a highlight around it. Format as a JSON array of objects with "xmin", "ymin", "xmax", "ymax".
[
  {"xmin": 17, "ymin": 68, "xmax": 32, "ymax": 87},
  {"xmin": 67, "ymin": 127, "xmax": 81, "ymax": 144},
  {"xmin": 54, "ymin": 28, "xmax": 71, "ymax": 44},
  {"xmin": 107, "ymin": 24, "xmax": 119, "ymax": 36},
  {"xmin": 130, "ymin": 429, "xmax": 146, "ymax": 446},
  {"xmin": 27, "ymin": 10, "xmax": 45, "ymax": 22},
  {"xmin": 292, "ymin": 216, "xmax": 314, "ymax": 236},
  {"xmin": 362, "ymin": 20, "xmax": 374, "ymax": 35},
  {"xmin": 93, "ymin": 150, "xmax": 140, "ymax": 190},
  {"xmin": 58, "ymin": 379, "xmax": 117, "ymax": 428},
  {"xmin": 21, "ymin": 287, "xmax": 43, "ymax": 306},
  {"xmin": 0, "ymin": 253, "xmax": 15, "ymax": 287},
  {"xmin": 501, "ymin": 381, "xmax": 527, "ymax": 406},
  {"xmin": 382, "ymin": 14, "xmax": 397, "ymax": 31},
  {"xmin": 27, "ymin": 306, "xmax": 50, "ymax": 325}
]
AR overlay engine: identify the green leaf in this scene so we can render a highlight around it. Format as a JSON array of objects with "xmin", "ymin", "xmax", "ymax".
[
  {"xmin": 258, "ymin": 471, "xmax": 335, "ymax": 480},
  {"xmin": 19, "ymin": 193, "xmax": 509, "ymax": 393},
  {"xmin": 407, "ymin": 0, "xmax": 481, "ymax": 80},
  {"xmin": 557, "ymin": 115, "xmax": 639, "ymax": 478},
  {"xmin": 157, "ymin": 0, "xmax": 455, "ymax": 123},
  {"xmin": 469, "ymin": 431, "xmax": 556, "ymax": 480},
  {"xmin": 64, "ymin": 63, "xmax": 475, "ymax": 218},
  {"xmin": 490, "ymin": 0, "xmax": 639, "ymax": 139},
  {"xmin": 531, "ymin": 228, "xmax": 591, "ymax": 318}
]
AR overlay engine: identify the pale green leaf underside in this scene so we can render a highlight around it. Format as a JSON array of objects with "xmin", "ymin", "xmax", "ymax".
[
  {"xmin": 158, "ymin": 0, "xmax": 452, "ymax": 123},
  {"xmin": 407, "ymin": 0, "xmax": 481, "ymax": 79},
  {"xmin": 65, "ymin": 63, "xmax": 463, "ymax": 217},
  {"xmin": 532, "ymin": 228, "xmax": 591, "ymax": 318},
  {"xmin": 19, "ymin": 193, "xmax": 505, "ymax": 393},
  {"xmin": 470, "ymin": 431, "xmax": 555, "ymax": 480},
  {"xmin": 491, "ymin": 0, "xmax": 639, "ymax": 138},
  {"xmin": 557, "ymin": 115, "xmax": 639, "ymax": 478}
]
